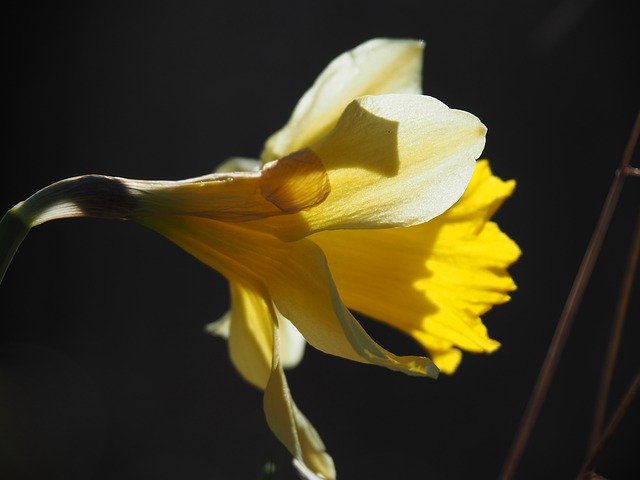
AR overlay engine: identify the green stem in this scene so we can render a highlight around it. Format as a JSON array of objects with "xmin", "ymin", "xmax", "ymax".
[
  {"xmin": 0, "ymin": 209, "xmax": 31, "ymax": 284},
  {"xmin": 0, "ymin": 174, "xmax": 143, "ymax": 285}
]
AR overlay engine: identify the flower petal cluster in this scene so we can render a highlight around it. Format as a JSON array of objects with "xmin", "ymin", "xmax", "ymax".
[
  {"xmin": 135, "ymin": 39, "xmax": 518, "ymax": 478},
  {"xmin": 2, "ymin": 39, "xmax": 519, "ymax": 479}
]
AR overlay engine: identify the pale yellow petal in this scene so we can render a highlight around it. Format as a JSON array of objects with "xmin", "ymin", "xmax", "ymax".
[
  {"xmin": 264, "ymin": 326, "xmax": 336, "ymax": 479},
  {"xmin": 135, "ymin": 94, "xmax": 484, "ymax": 242},
  {"xmin": 250, "ymin": 94, "xmax": 486, "ymax": 240},
  {"xmin": 211, "ymin": 156, "xmax": 308, "ymax": 369},
  {"xmin": 279, "ymin": 315, "xmax": 307, "ymax": 369},
  {"xmin": 262, "ymin": 38, "xmax": 424, "ymax": 163},
  {"xmin": 226, "ymin": 282, "xmax": 274, "ymax": 389},
  {"xmin": 200, "ymin": 281, "xmax": 333, "ymax": 476},
  {"xmin": 204, "ymin": 311, "xmax": 230, "ymax": 338},
  {"xmin": 140, "ymin": 216, "xmax": 436, "ymax": 377},
  {"xmin": 293, "ymin": 458, "xmax": 326, "ymax": 480},
  {"xmin": 311, "ymin": 160, "xmax": 520, "ymax": 373},
  {"xmin": 214, "ymin": 156, "xmax": 261, "ymax": 173},
  {"xmin": 264, "ymin": 239, "xmax": 436, "ymax": 377},
  {"xmin": 258, "ymin": 149, "xmax": 330, "ymax": 214},
  {"xmin": 205, "ymin": 286, "xmax": 306, "ymax": 372}
]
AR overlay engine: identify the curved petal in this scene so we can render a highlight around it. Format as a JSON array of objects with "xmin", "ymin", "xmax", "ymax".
[
  {"xmin": 210, "ymin": 156, "xmax": 308, "ymax": 370},
  {"xmin": 264, "ymin": 325, "xmax": 336, "ymax": 479},
  {"xmin": 279, "ymin": 315, "xmax": 307, "ymax": 369},
  {"xmin": 201, "ymin": 282, "xmax": 333, "ymax": 477},
  {"xmin": 249, "ymin": 94, "xmax": 486, "ymax": 240},
  {"xmin": 227, "ymin": 282, "xmax": 274, "ymax": 389},
  {"xmin": 204, "ymin": 311, "xmax": 230, "ymax": 338},
  {"xmin": 140, "ymin": 216, "xmax": 436, "ymax": 378},
  {"xmin": 262, "ymin": 38, "xmax": 425, "ymax": 163},
  {"xmin": 265, "ymin": 237, "xmax": 437, "ymax": 377},
  {"xmin": 132, "ymin": 94, "xmax": 484, "ymax": 243},
  {"xmin": 205, "ymin": 284, "xmax": 307, "ymax": 371},
  {"xmin": 214, "ymin": 156, "xmax": 261, "ymax": 173},
  {"xmin": 311, "ymin": 160, "xmax": 521, "ymax": 374}
]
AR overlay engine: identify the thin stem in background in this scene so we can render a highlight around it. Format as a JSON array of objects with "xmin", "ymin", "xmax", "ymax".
[
  {"xmin": 578, "ymin": 372, "xmax": 640, "ymax": 479},
  {"xmin": 0, "ymin": 211, "xmax": 30, "ymax": 284},
  {"xmin": 588, "ymin": 211, "xmax": 640, "ymax": 451},
  {"xmin": 499, "ymin": 111, "xmax": 640, "ymax": 480}
]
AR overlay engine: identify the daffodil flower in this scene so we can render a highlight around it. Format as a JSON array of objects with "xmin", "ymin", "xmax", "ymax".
[{"xmin": 0, "ymin": 39, "xmax": 519, "ymax": 479}]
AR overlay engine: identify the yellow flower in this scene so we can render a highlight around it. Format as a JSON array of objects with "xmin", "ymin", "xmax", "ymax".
[
  {"xmin": 138, "ymin": 39, "xmax": 517, "ymax": 478},
  {"xmin": 1, "ymin": 39, "xmax": 519, "ymax": 479}
]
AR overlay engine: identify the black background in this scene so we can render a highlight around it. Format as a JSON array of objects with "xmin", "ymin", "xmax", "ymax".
[{"xmin": 1, "ymin": 1, "xmax": 639, "ymax": 479}]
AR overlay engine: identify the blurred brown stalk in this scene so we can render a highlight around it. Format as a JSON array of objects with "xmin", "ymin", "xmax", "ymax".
[{"xmin": 500, "ymin": 111, "xmax": 640, "ymax": 480}]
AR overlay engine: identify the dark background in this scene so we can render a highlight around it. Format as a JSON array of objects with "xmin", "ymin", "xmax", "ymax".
[{"xmin": 1, "ymin": 1, "xmax": 638, "ymax": 479}]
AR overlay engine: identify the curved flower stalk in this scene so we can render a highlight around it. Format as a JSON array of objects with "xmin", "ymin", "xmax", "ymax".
[{"xmin": 0, "ymin": 39, "xmax": 519, "ymax": 478}]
